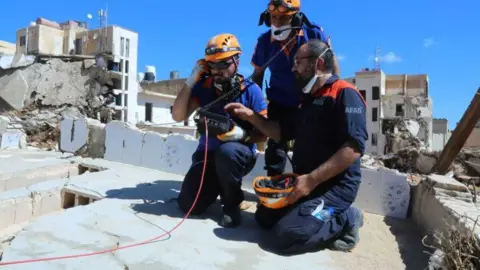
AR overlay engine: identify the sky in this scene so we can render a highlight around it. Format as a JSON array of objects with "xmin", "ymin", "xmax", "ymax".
[{"xmin": 1, "ymin": 0, "xmax": 479, "ymax": 129}]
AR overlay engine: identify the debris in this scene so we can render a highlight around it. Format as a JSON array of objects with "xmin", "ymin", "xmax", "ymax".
[
  {"xmin": 0, "ymin": 56, "xmax": 119, "ymax": 148},
  {"xmin": 423, "ymin": 218, "xmax": 480, "ymax": 270}
]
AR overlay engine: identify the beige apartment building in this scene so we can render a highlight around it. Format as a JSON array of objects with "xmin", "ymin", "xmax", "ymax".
[{"xmin": 345, "ymin": 69, "xmax": 434, "ymax": 155}]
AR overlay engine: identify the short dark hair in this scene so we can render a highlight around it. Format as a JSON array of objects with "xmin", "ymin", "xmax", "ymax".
[{"xmin": 304, "ymin": 39, "xmax": 334, "ymax": 73}]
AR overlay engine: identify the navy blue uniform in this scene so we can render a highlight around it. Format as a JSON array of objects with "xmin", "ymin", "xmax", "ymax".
[
  {"xmin": 251, "ymin": 23, "xmax": 330, "ymax": 176},
  {"xmin": 255, "ymin": 76, "xmax": 368, "ymax": 254},
  {"xmin": 177, "ymin": 76, "xmax": 268, "ymax": 216}
]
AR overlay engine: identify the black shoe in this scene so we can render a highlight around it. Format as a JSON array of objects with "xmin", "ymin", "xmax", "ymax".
[
  {"xmin": 218, "ymin": 207, "xmax": 242, "ymax": 228},
  {"xmin": 330, "ymin": 207, "xmax": 364, "ymax": 252}
]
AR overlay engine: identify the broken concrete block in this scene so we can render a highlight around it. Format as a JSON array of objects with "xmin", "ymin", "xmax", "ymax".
[
  {"xmin": 0, "ymin": 131, "xmax": 25, "ymax": 149},
  {"xmin": 104, "ymin": 121, "xmax": 143, "ymax": 166},
  {"xmin": 426, "ymin": 174, "xmax": 469, "ymax": 193},
  {"xmin": 122, "ymin": 124, "xmax": 144, "ymax": 166},
  {"xmin": 156, "ymin": 134, "xmax": 199, "ymax": 175},
  {"xmin": 59, "ymin": 118, "xmax": 88, "ymax": 153},
  {"xmin": 0, "ymin": 115, "xmax": 10, "ymax": 133},
  {"xmin": 353, "ymin": 168, "xmax": 411, "ymax": 219},
  {"xmin": 415, "ymin": 153, "xmax": 437, "ymax": 174},
  {"xmin": 404, "ymin": 120, "xmax": 420, "ymax": 137},
  {"xmin": 104, "ymin": 121, "xmax": 125, "ymax": 163},
  {"xmin": 83, "ymin": 59, "xmax": 95, "ymax": 69},
  {"xmin": 140, "ymin": 132, "xmax": 165, "ymax": 170},
  {"xmin": 86, "ymin": 118, "xmax": 105, "ymax": 158},
  {"xmin": 0, "ymin": 69, "xmax": 29, "ymax": 110}
]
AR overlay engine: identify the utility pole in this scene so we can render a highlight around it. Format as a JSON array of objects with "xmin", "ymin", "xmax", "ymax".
[{"xmin": 435, "ymin": 87, "xmax": 480, "ymax": 174}]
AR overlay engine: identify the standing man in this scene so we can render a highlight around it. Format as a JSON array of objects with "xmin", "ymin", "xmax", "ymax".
[
  {"xmin": 171, "ymin": 33, "xmax": 268, "ymax": 228},
  {"xmin": 252, "ymin": 0, "xmax": 341, "ymax": 177},
  {"xmin": 226, "ymin": 39, "xmax": 366, "ymax": 254}
]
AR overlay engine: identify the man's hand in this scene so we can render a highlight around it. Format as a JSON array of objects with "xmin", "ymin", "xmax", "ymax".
[
  {"xmin": 185, "ymin": 59, "xmax": 209, "ymax": 88},
  {"xmin": 217, "ymin": 125, "xmax": 246, "ymax": 142},
  {"xmin": 224, "ymin": 103, "xmax": 255, "ymax": 121},
  {"xmin": 286, "ymin": 174, "xmax": 316, "ymax": 205}
]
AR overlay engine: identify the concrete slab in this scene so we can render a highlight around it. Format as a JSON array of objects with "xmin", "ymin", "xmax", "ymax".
[
  {"xmin": 0, "ymin": 132, "xmax": 25, "ymax": 150},
  {"xmin": 0, "ymin": 150, "xmax": 78, "ymax": 192},
  {"xmin": 0, "ymin": 150, "xmax": 74, "ymax": 175},
  {"xmin": 353, "ymin": 168, "xmax": 411, "ymax": 219},
  {"xmin": 0, "ymin": 178, "xmax": 67, "ymax": 229},
  {"xmin": 0, "ymin": 161, "xmax": 429, "ymax": 270}
]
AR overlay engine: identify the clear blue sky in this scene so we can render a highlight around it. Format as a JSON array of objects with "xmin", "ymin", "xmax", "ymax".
[{"xmin": 1, "ymin": 0, "xmax": 478, "ymax": 129}]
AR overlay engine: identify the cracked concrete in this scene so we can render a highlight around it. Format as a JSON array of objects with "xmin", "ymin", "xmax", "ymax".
[{"xmin": 0, "ymin": 151, "xmax": 430, "ymax": 269}]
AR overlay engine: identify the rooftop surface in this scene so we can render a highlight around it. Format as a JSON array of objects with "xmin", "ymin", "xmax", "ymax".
[{"xmin": 0, "ymin": 150, "xmax": 430, "ymax": 269}]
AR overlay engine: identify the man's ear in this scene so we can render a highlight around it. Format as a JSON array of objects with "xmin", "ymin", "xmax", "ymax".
[{"xmin": 316, "ymin": 57, "xmax": 325, "ymax": 71}]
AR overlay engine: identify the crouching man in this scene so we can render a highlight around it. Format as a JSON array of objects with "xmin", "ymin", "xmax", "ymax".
[
  {"xmin": 171, "ymin": 33, "xmax": 268, "ymax": 228},
  {"xmin": 225, "ymin": 39, "xmax": 367, "ymax": 253}
]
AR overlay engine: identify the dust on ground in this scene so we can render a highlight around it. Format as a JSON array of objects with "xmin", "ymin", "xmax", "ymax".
[{"xmin": 241, "ymin": 201, "xmax": 430, "ymax": 270}]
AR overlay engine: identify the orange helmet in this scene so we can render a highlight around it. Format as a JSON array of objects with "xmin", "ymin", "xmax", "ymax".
[
  {"xmin": 268, "ymin": 0, "xmax": 300, "ymax": 16},
  {"xmin": 204, "ymin": 34, "xmax": 242, "ymax": 62},
  {"xmin": 253, "ymin": 173, "xmax": 298, "ymax": 209}
]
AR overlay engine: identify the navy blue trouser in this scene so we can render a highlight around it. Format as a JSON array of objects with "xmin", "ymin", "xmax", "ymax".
[
  {"xmin": 255, "ymin": 192, "xmax": 360, "ymax": 254},
  {"xmin": 264, "ymin": 101, "xmax": 298, "ymax": 176},
  {"xmin": 177, "ymin": 142, "xmax": 256, "ymax": 215}
]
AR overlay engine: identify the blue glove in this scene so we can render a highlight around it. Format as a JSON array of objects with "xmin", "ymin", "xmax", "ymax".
[{"xmin": 217, "ymin": 125, "xmax": 248, "ymax": 142}]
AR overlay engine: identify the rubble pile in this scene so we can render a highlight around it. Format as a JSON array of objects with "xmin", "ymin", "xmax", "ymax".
[
  {"xmin": 0, "ymin": 57, "xmax": 117, "ymax": 149},
  {"xmin": 362, "ymin": 145, "xmax": 480, "ymax": 180},
  {"xmin": 383, "ymin": 119, "xmax": 425, "ymax": 154}
]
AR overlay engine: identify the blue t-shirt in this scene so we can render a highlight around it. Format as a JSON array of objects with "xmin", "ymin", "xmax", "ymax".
[
  {"xmin": 251, "ymin": 24, "xmax": 329, "ymax": 107},
  {"xmin": 190, "ymin": 76, "xmax": 268, "ymax": 153}
]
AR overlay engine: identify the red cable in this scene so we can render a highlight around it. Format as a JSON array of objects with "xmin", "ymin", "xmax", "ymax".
[{"xmin": 0, "ymin": 118, "xmax": 210, "ymax": 266}]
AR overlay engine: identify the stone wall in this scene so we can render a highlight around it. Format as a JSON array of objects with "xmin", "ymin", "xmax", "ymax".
[{"xmin": 59, "ymin": 118, "xmax": 412, "ymax": 219}]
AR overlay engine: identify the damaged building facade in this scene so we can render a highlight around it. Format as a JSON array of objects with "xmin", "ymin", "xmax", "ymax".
[
  {"xmin": 15, "ymin": 17, "xmax": 139, "ymax": 123},
  {"xmin": 345, "ymin": 69, "xmax": 433, "ymax": 155}
]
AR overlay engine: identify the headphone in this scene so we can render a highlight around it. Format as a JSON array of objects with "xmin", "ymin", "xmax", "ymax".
[{"xmin": 258, "ymin": 10, "xmax": 316, "ymax": 29}]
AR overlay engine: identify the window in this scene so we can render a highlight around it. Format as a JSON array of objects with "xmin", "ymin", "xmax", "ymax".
[
  {"xmin": 170, "ymin": 106, "xmax": 173, "ymax": 114},
  {"xmin": 125, "ymin": 76, "xmax": 129, "ymax": 90},
  {"xmin": 395, "ymin": 104, "xmax": 404, "ymax": 116},
  {"xmin": 19, "ymin": 36, "xmax": 26, "ymax": 46},
  {"xmin": 359, "ymin": 90, "xmax": 366, "ymax": 101},
  {"xmin": 371, "ymin": 133, "xmax": 378, "ymax": 146},
  {"xmin": 126, "ymin": 38, "xmax": 130, "ymax": 58},
  {"xmin": 372, "ymin": 107, "xmax": 378, "ymax": 122},
  {"xmin": 115, "ymin": 94, "xmax": 122, "ymax": 106},
  {"xmin": 120, "ymin": 37, "xmax": 125, "ymax": 56},
  {"xmin": 125, "ymin": 60, "xmax": 129, "ymax": 74},
  {"xmin": 372, "ymin": 86, "xmax": 380, "ymax": 100},
  {"xmin": 145, "ymin": 103, "xmax": 152, "ymax": 122}
]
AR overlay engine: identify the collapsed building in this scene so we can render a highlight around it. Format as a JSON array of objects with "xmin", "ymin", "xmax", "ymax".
[
  {"xmin": 345, "ymin": 69, "xmax": 437, "ymax": 156},
  {"xmin": 0, "ymin": 55, "xmax": 123, "ymax": 149},
  {"xmin": 0, "ymin": 16, "xmax": 140, "ymax": 150}
]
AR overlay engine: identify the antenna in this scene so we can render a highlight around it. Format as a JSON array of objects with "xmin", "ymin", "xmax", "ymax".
[
  {"xmin": 374, "ymin": 47, "xmax": 381, "ymax": 70},
  {"xmin": 97, "ymin": 5, "xmax": 108, "ymax": 52}
]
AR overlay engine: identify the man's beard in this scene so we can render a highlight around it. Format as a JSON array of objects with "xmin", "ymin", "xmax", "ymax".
[{"xmin": 294, "ymin": 68, "xmax": 316, "ymax": 91}]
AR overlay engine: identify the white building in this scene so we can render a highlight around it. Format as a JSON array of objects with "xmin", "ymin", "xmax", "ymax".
[
  {"xmin": 346, "ymin": 69, "xmax": 433, "ymax": 155},
  {"xmin": 136, "ymin": 71, "xmax": 197, "ymax": 136}
]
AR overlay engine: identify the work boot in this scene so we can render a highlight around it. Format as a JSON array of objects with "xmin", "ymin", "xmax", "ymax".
[
  {"xmin": 330, "ymin": 207, "xmax": 364, "ymax": 252},
  {"xmin": 218, "ymin": 207, "xmax": 242, "ymax": 228}
]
